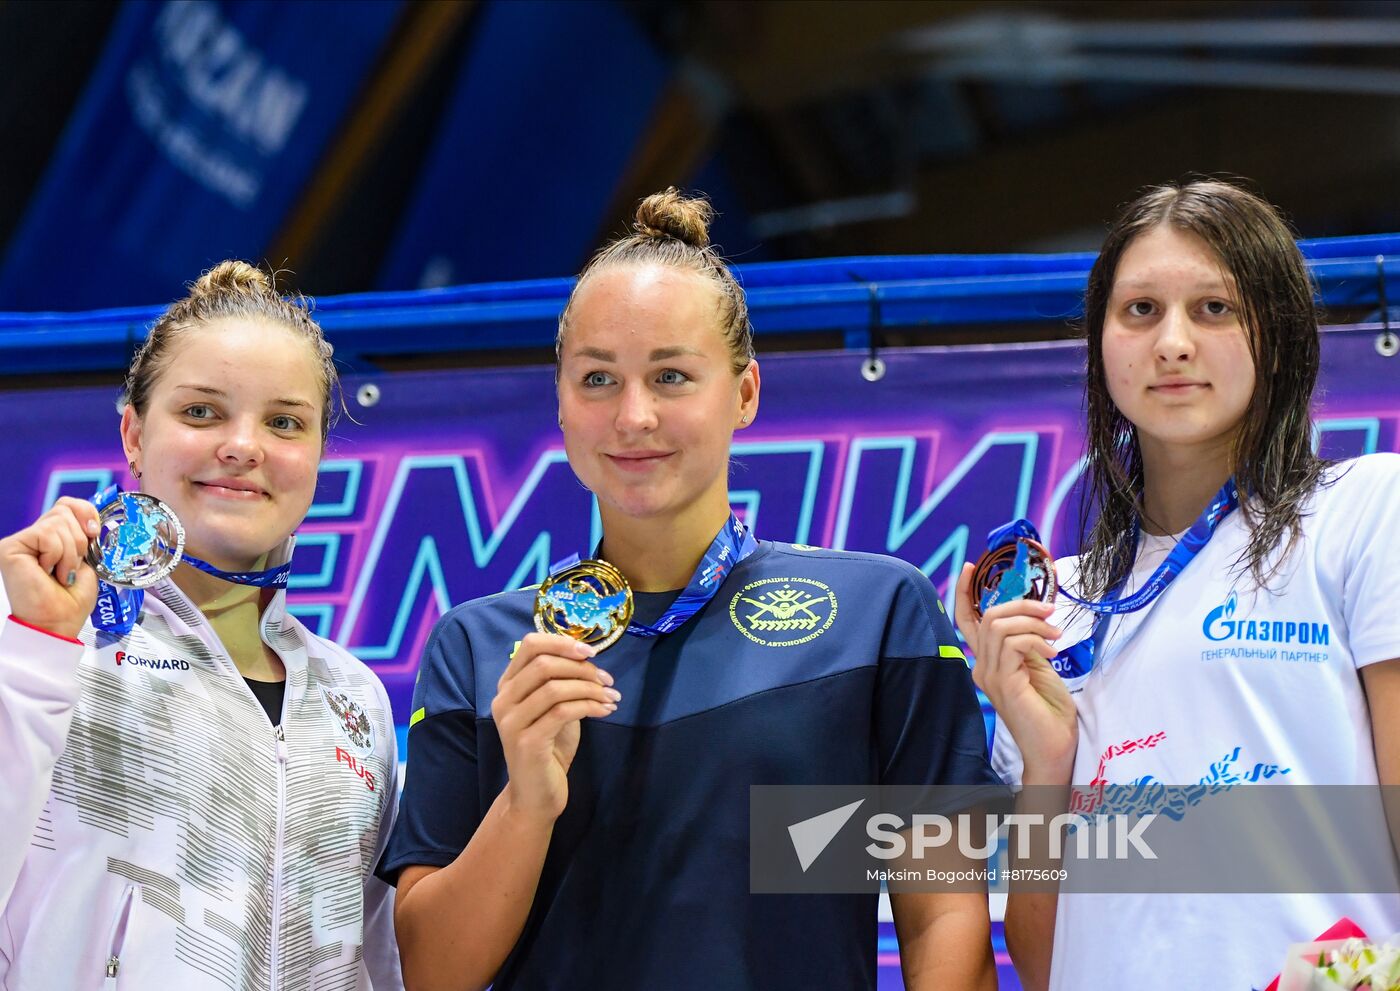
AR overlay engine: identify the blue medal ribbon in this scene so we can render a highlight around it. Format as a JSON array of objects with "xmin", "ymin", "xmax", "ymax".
[
  {"xmin": 89, "ymin": 485, "xmax": 292, "ymax": 635},
  {"xmin": 981, "ymin": 480, "xmax": 1240, "ymax": 678},
  {"xmin": 179, "ymin": 556, "xmax": 291, "ymax": 588},
  {"xmin": 548, "ymin": 513, "xmax": 758, "ymax": 639}
]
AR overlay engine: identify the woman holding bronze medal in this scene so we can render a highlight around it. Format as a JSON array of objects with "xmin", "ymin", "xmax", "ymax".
[
  {"xmin": 381, "ymin": 189, "xmax": 1001, "ymax": 990},
  {"xmin": 956, "ymin": 180, "xmax": 1400, "ymax": 990},
  {"xmin": 0, "ymin": 263, "xmax": 402, "ymax": 989}
]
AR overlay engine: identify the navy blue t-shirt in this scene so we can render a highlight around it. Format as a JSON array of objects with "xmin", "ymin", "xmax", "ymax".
[{"xmin": 377, "ymin": 541, "xmax": 997, "ymax": 990}]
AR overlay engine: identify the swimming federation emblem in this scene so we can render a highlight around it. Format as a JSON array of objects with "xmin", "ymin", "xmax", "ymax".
[
  {"xmin": 324, "ymin": 689, "xmax": 375, "ymax": 758},
  {"xmin": 729, "ymin": 577, "xmax": 837, "ymax": 647}
]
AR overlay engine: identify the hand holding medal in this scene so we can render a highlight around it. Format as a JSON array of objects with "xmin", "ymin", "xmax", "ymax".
[
  {"xmin": 954, "ymin": 520, "xmax": 1077, "ymax": 785},
  {"xmin": 82, "ymin": 485, "xmax": 188, "ymax": 637},
  {"xmin": 502, "ymin": 517, "xmax": 754, "ymax": 822},
  {"xmin": 0, "ymin": 487, "xmax": 185, "ymax": 642},
  {"xmin": 955, "ymin": 517, "xmax": 1069, "ymax": 703},
  {"xmin": 492, "ymin": 561, "xmax": 632, "ymax": 826}
]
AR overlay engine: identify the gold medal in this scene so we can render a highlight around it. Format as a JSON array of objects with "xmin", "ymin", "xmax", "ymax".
[{"xmin": 533, "ymin": 559, "xmax": 635, "ymax": 650}]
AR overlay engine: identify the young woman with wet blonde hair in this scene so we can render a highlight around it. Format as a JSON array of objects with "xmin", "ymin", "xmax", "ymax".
[
  {"xmin": 381, "ymin": 190, "xmax": 1001, "ymax": 991},
  {"xmin": 0, "ymin": 263, "xmax": 402, "ymax": 989}
]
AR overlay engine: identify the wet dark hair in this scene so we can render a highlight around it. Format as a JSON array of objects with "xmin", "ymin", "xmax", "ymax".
[
  {"xmin": 124, "ymin": 261, "xmax": 339, "ymax": 442},
  {"xmin": 557, "ymin": 187, "xmax": 754, "ymax": 375},
  {"xmin": 1077, "ymin": 178, "xmax": 1326, "ymax": 599}
]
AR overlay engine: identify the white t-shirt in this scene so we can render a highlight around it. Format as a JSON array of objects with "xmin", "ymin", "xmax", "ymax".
[{"xmin": 992, "ymin": 454, "xmax": 1400, "ymax": 990}]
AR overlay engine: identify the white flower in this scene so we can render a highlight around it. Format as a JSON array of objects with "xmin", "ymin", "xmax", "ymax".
[{"xmin": 1307, "ymin": 937, "xmax": 1400, "ymax": 990}]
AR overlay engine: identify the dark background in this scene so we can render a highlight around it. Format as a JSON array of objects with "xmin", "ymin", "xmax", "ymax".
[{"xmin": 4, "ymin": 0, "xmax": 1398, "ymax": 305}]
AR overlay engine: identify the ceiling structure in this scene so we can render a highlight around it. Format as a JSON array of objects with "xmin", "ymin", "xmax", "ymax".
[
  {"xmin": 609, "ymin": 0, "xmax": 1400, "ymax": 259},
  {"xmin": 2, "ymin": 0, "xmax": 1399, "ymax": 303}
]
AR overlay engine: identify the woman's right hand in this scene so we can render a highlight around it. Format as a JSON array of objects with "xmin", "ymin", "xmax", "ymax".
[
  {"xmin": 955, "ymin": 563, "xmax": 1078, "ymax": 784},
  {"xmin": 0, "ymin": 498, "xmax": 101, "ymax": 641},
  {"xmin": 491, "ymin": 632, "xmax": 620, "ymax": 824}
]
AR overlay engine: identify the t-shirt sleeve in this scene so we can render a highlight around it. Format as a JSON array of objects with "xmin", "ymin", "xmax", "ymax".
[
  {"xmin": 375, "ymin": 609, "xmax": 481, "ymax": 884},
  {"xmin": 989, "ymin": 712, "xmax": 1025, "ymax": 789},
  {"xmin": 874, "ymin": 566, "xmax": 1000, "ymax": 788},
  {"xmin": 1331, "ymin": 454, "xmax": 1400, "ymax": 668}
]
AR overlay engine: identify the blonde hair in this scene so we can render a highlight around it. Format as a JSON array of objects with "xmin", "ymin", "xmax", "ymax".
[
  {"xmin": 124, "ymin": 261, "xmax": 339, "ymax": 440},
  {"xmin": 558, "ymin": 188, "xmax": 754, "ymax": 374}
]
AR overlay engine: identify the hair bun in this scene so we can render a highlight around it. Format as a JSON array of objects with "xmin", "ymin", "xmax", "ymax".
[
  {"xmin": 191, "ymin": 260, "xmax": 273, "ymax": 299},
  {"xmin": 634, "ymin": 188, "xmax": 713, "ymax": 248}
]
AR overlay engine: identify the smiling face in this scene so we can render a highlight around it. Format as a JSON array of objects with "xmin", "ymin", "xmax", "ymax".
[
  {"xmin": 1101, "ymin": 224, "xmax": 1257, "ymax": 464},
  {"xmin": 120, "ymin": 318, "xmax": 325, "ymax": 572},
  {"xmin": 557, "ymin": 263, "xmax": 758, "ymax": 530}
]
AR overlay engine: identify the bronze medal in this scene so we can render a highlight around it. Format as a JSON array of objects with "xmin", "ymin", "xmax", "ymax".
[{"xmin": 971, "ymin": 536, "xmax": 1056, "ymax": 619}]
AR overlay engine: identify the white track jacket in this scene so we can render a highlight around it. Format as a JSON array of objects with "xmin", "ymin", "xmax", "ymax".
[{"xmin": 0, "ymin": 563, "xmax": 403, "ymax": 991}]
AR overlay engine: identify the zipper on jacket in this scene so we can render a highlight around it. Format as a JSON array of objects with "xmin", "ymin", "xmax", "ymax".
[
  {"xmin": 104, "ymin": 883, "xmax": 139, "ymax": 990},
  {"xmin": 154, "ymin": 579, "xmax": 297, "ymax": 988},
  {"xmin": 269, "ymin": 722, "xmax": 289, "ymax": 989}
]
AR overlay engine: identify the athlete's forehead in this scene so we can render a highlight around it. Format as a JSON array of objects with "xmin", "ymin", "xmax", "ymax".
[{"xmin": 563, "ymin": 265, "xmax": 725, "ymax": 361}]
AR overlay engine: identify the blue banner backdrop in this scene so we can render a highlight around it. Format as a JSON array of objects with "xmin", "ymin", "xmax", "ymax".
[
  {"xmin": 377, "ymin": 0, "xmax": 670, "ymax": 290},
  {"xmin": 0, "ymin": 0, "xmax": 400, "ymax": 310},
  {"xmin": 5, "ymin": 331, "xmax": 1396, "ymax": 736}
]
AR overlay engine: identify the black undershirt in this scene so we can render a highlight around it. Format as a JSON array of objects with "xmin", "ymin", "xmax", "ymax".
[
  {"xmin": 244, "ymin": 678, "xmax": 286, "ymax": 726},
  {"xmin": 630, "ymin": 589, "xmax": 682, "ymax": 627}
]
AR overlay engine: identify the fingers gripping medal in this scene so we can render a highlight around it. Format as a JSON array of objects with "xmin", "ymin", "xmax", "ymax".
[
  {"xmin": 85, "ymin": 491, "xmax": 186, "ymax": 589},
  {"xmin": 971, "ymin": 524, "xmax": 1057, "ymax": 620},
  {"xmin": 534, "ymin": 559, "xmax": 635, "ymax": 650}
]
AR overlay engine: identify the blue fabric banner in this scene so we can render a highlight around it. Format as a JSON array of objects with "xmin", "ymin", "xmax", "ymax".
[
  {"xmin": 377, "ymin": 0, "xmax": 670, "ymax": 289},
  {"xmin": 1, "ymin": 329, "xmax": 1393, "ymax": 731},
  {"xmin": 0, "ymin": 0, "xmax": 400, "ymax": 310}
]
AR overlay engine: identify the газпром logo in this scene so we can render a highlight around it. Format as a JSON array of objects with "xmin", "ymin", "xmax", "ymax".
[{"xmin": 1202, "ymin": 591, "xmax": 1330, "ymax": 645}]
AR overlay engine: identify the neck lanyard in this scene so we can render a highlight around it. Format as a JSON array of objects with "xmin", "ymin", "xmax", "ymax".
[
  {"xmin": 549, "ymin": 513, "xmax": 758, "ymax": 639},
  {"xmin": 89, "ymin": 485, "xmax": 292, "ymax": 635},
  {"xmin": 983, "ymin": 480, "xmax": 1239, "ymax": 678}
]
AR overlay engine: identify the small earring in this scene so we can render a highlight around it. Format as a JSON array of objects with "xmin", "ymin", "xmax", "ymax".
[
  {"xmin": 740, "ymin": 414, "xmax": 750, "ymax": 424},
  {"xmin": 129, "ymin": 460, "xmax": 142, "ymax": 479}
]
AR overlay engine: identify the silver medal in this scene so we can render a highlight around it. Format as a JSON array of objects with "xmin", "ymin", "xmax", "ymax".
[{"xmin": 85, "ymin": 492, "xmax": 186, "ymax": 589}]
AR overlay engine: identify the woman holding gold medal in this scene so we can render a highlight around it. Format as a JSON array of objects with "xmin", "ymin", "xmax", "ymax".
[
  {"xmin": 957, "ymin": 180, "xmax": 1400, "ymax": 990},
  {"xmin": 0, "ymin": 264, "xmax": 402, "ymax": 989},
  {"xmin": 380, "ymin": 189, "xmax": 1001, "ymax": 990}
]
